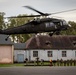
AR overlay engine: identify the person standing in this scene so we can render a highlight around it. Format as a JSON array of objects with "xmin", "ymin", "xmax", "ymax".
[{"xmin": 50, "ymin": 59, "xmax": 52, "ymax": 66}]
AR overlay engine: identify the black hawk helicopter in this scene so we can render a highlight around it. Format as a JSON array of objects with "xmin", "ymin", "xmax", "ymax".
[{"xmin": 0, "ymin": 6, "xmax": 75, "ymax": 36}]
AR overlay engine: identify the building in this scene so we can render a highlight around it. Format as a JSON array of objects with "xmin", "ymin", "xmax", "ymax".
[
  {"xmin": 0, "ymin": 35, "xmax": 13, "ymax": 63},
  {"xmin": 14, "ymin": 43, "xmax": 26, "ymax": 63},
  {"xmin": 0, "ymin": 34, "xmax": 76, "ymax": 63},
  {"xmin": 25, "ymin": 35, "xmax": 76, "ymax": 61}
]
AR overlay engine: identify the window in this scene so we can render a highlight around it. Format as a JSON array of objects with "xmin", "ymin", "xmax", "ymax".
[
  {"xmin": 33, "ymin": 51, "xmax": 38, "ymax": 57},
  {"xmin": 62, "ymin": 51, "xmax": 67, "ymax": 57},
  {"xmin": 45, "ymin": 22, "xmax": 54, "ymax": 27},
  {"xmin": 47, "ymin": 51, "xmax": 53, "ymax": 57},
  {"xmin": 45, "ymin": 41, "xmax": 51, "ymax": 46},
  {"xmin": 75, "ymin": 51, "xmax": 76, "ymax": 57}
]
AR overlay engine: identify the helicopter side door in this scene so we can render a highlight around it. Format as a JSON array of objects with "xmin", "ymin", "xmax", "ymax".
[{"xmin": 25, "ymin": 23, "xmax": 44, "ymax": 33}]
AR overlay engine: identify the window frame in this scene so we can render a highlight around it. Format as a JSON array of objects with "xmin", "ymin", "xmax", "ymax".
[
  {"xmin": 75, "ymin": 51, "xmax": 76, "ymax": 57},
  {"xmin": 33, "ymin": 51, "xmax": 38, "ymax": 57},
  {"xmin": 47, "ymin": 51, "xmax": 53, "ymax": 57},
  {"xmin": 62, "ymin": 51, "xmax": 67, "ymax": 57}
]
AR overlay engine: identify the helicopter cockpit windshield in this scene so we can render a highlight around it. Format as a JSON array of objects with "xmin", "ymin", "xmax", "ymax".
[
  {"xmin": 62, "ymin": 20, "xmax": 71, "ymax": 27},
  {"xmin": 63, "ymin": 20, "xmax": 68, "ymax": 25}
]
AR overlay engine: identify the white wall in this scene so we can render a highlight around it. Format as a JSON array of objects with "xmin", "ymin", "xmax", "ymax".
[
  {"xmin": 14, "ymin": 50, "xmax": 26, "ymax": 62},
  {"xmin": 73, "ymin": 50, "xmax": 76, "ymax": 60},
  {"xmin": 58, "ymin": 50, "xmax": 76, "ymax": 60},
  {"xmin": 28, "ymin": 49, "xmax": 76, "ymax": 61},
  {"xmin": 29, "ymin": 49, "xmax": 58, "ymax": 61},
  {"xmin": 14, "ymin": 49, "xmax": 76, "ymax": 62}
]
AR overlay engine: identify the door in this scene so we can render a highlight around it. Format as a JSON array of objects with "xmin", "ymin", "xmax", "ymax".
[{"xmin": 17, "ymin": 54, "xmax": 24, "ymax": 63}]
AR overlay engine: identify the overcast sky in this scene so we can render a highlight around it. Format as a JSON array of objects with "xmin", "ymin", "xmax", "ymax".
[{"xmin": 0, "ymin": 0, "xmax": 76, "ymax": 22}]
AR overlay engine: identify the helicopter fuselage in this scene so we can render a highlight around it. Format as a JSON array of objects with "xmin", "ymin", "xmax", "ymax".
[{"xmin": 0, "ymin": 18, "xmax": 71, "ymax": 35}]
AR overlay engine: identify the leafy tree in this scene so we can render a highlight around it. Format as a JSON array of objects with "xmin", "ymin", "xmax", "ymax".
[
  {"xmin": 60, "ymin": 21, "xmax": 76, "ymax": 35},
  {"xmin": 0, "ymin": 12, "xmax": 5, "ymax": 29},
  {"xmin": 8, "ymin": 14, "xmax": 34, "ymax": 42}
]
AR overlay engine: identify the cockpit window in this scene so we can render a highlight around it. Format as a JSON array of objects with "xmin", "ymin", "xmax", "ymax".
[{"xmin": 63, "ymin": 20, "xmax": 68, "ymax": 25}]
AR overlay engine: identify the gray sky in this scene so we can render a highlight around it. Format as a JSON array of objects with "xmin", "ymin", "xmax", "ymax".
[{"xmin": 0, "ymin": 0, "xmax": 76, "ymax": 22}]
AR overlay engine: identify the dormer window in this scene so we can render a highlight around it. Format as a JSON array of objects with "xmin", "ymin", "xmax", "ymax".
[
  {"xmin": 45, "ymin": 41, "xmax": 51, "ymax": 45},
  {"xmin": 73, "ymin": 41, "xmax": 76, "ymax": 47},
  {"xmin": 45, "ymin": 41, "xmax": 52, "ymax": 48}
]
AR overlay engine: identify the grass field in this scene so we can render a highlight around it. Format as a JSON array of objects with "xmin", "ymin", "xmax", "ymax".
[
  {"xmin": 0, "ymin": 61, "xmax": 76, "ymax": 67},
  {"xmin": 0, "ymin": 63, "xmax": 25, "ymax": 67}
]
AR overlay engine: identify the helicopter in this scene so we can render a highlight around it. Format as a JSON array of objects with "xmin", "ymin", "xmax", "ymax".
[{"xmin": 0, "ymin": 6, "xmax": 75, "ymax": 36}]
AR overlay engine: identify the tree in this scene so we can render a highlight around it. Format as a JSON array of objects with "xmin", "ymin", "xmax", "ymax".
[
  {"xmin": 0, "ymin": 12, "xmax": 5, "ymax": 29},
  {"xmin": 60, "ymin": 21, "xmax": 76, "ymax": 35},
  {"xmin": 8, "ymin": 14, "xmax": 34, "ymax": 42}
]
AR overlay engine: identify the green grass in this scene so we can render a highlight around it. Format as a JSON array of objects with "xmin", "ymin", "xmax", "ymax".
[
  {"xmin": 0, "ymin": 62, "xmax": 76, "ymax": 67},
  {"xmin": 0, "ymin": 63, "xmax": 25, "ymax": 67},
  {"xmin": 0, "ymin": 62, "xmax": 50, "ymax": 67}
]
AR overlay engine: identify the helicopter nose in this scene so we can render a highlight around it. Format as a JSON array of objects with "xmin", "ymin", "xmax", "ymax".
[
  {"xmin": 66, "ymin": 24, "xmax": 71, "ymax": 30},
  {"xmin": 68, "ymin": 24, "xmax": 71, "ymax": 27},
  {"xmin": 62, "ymin": 24, "xmax": 71, "ymax": 30}
]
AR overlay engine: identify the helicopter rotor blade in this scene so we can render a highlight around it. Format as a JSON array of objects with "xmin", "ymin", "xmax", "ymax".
[
  {"xmin": 51, "ymin": 9, "xmax": 76, "ymax": 15},
  {"xmin": 5, "ymin": 6, "xmax": 76, "ymax": 18},
  {"xmin": 5, "ymin": 15, "xmax": 42, "ymax": 18},
  {"xmin": 23, "ymin": 6, "xmax": 76, "ymax": 16},
  {"xmin": 23, "ymin": 6, "xmax": 46, "ymax": 15}
]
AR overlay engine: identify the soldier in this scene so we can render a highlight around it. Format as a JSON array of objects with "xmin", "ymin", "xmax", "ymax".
[
  {"xmin": 25, "ymin": 58, "xmax": 28, "ymax": 65},
  {"xmin": 36, "ymin": 57, "xmax": 39, "ymax": 65},
  {"xmin": 57, "ymin": 59, "xmax": 60, "ymax": 66},
  {"xmin": 73, "ymin": 60, "xmax": 76, "ymax": 66},
  {"xmin": 50, "ymin": 59, "xmax": 52, "ymax": 66},
  {"xmin": 60, "ymin": 59, "xmax": 63, "ymax": 66},
  {"xmin": 64, "ymin": 60, "xmax": 66, "ymax": 66},
  {"xmin": 67, "ymin": 59, "xmax": 69, "ymax": 66},
  {"xmin": 70, "ymin": 59, "xmax": 73, "ymax": 66},
  {"xmin": 52, "ymin": 60, "xmax": 56, "ymax": 66},
  {"xmin": 41, "ymin": 59, "xmax": 44, "ymax": 66}
]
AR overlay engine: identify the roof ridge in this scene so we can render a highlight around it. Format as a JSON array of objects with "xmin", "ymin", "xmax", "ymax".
[
  {"xmin": 35, "ymin": 36, "xmax": 40, "ymax": 48},
  {"xmin": 26, "ymin": 36, "xmax": 34, "ymax": 48}
]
